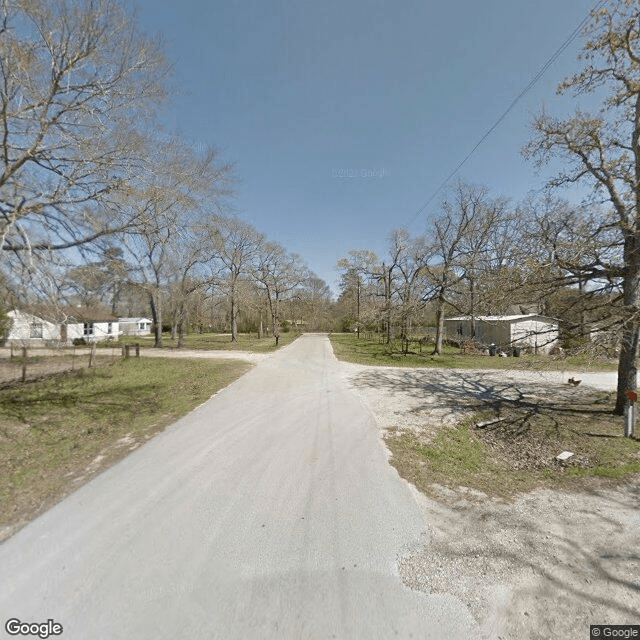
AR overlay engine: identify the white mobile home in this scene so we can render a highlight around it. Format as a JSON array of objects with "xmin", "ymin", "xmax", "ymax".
[
  {"xmin": 63, "ymin": 309, "xmax": 119, "ymax": 344},
  {"xmin": 118, "ymin": 318, "xmax": 152, "ymax": 336},
  {"xmin": 4, "ymin": 307, "xmax": 119, "ymax": 346},
  {"xmin": 445, "ymin": 314, "xmax": 559, "ymax": 354},
  {"xmin": 4, "ymin": 310, "xmax": 61, "ymax": 346}
]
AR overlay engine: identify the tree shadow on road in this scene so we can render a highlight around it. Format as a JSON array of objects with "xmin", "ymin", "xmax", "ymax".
[
  {"xmin": 399, "ymin": 486, "xmax": 640, "ymax": 636},
  {"xmin": 349, "ymin": 367, "xmax": 640, "ymax": 635},
  {"xmin": 349, "ymin": 368, "xmax": 613, "ymax": 419}
]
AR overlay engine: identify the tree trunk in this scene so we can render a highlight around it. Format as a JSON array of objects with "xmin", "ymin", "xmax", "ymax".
[
  {"xmin": 266, "ymin": 293, "xmax": 279, "ymax": 346},
  {"xmin": 615, "ymin": 246, "xmax": 640, "ymax": 414},
  {"xmin": 177, "ymin": 305, "xmax": 187, "ymax": 348},
  {"xmin": 615, "ymin": 324, "xmax": 639, "ymax": 415},
  {"xmin": 110, "ymin": 283, "xmax": 120, "ymax": 316},
  {"xmin": 383, "ymin": 263, "xmax": 392, "ymax": 345},
  {"xmin": 149, "ymin": 293, "xmax": 162, "ymax": 348},
  {"xmin": 356, "ymin": 277, "xmax": 361, "ymax": 338},
  {"xmin": 272, "ymin": 297, "xmax": 280, "ymax": 347},
  {"xmin": 230, "ymin": 281, "xmax": 238, "ymax": 343},
  {"xmin": 432, "ymin": 293, "xmax": 445, "ymax": 356},
  {"xmin": 470, "ymin": 276, "xmax": 476, "ymax": 340},
  {"xmin": 614, "ymin": 87, "xmax": 640, "ymax": 415}
]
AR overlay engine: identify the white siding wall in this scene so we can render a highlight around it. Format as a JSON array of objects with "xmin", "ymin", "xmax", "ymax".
[
  {"xmin": 66, "ymin": 324, "xmax": 85, "ymax": 343},
  {"xmin": 511, "ymin": 319, "xmax": 558, "ymax": 354},
  {"xmin": 91, "ymin": 321, "xmax": 118, "ymax": 341},
  {"xmin": 119, "ymin": 320, "xmax": 152, "ymax": 336},
  {"xmin": 445, "ymin": 316, "xmax": 559, "ymax": 353},
  {"xmin": 5, "ymin": 311, "xmax": 60, "ymax": 344},
  {"xmin": 67, "ymin": 322, "xmax": 119, "ymax": 343}
]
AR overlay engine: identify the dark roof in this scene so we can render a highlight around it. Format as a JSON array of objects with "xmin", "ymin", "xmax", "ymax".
[
  {"xmin": 64, "ymin": 307, "xmax": 118, "ymax": 323},
  {"xmin": 25, "ymin": 304, "xmax": 117, "ymax": 324}
]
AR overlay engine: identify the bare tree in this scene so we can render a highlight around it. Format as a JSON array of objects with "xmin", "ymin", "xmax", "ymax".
[
  {"xmin": 523, "ymin": 0, "xmax": 640, "ymax": 415},
  {"xmin": 204, "ymin": 216, "xmax": 264, "ymax": 342},
  {"xmin": 253, "ymin": 241, "xmax": 309, "ymax": 346},
  {"xmin": 0, "ymin": 0, "xmax": 169, "ymax": 269},
  {"xmin": 64, "ymin": 247, "xmax": 129, "ymax": 312},
  {"xmin": 337, "ymin": 249, "xmax": 378, "ymax": 337},
  {"xmin": 296, "ymin": 275, "xmax": 333, "ymax": 331},
  {"xmin": 370, "ymin": 236, "xmax": 406, "ymax": 345},
  {"xmin": 165, "ymin": 238, "xmax": 211, "ymax": 347},
  {"xmin": 455, "ymin": 193, "xmax": 513, "ymax": 329},
  {"xmin": 425, "ymin": 182, "xmax": 514, "ymax": 354},
  {"xmin": 121, "ymin": 140, "xmax": 233, "ymax": 347},
  {"xmin": 517, "ymin": 194, "xmax": 620, "ymax": 345},
  {"xmin": 388, "ymin": 229, "xmax": 431, "ymax": 353},
  {"xmin": 427, "ymin": 183, "xmax": 482, "ymax": 355}
]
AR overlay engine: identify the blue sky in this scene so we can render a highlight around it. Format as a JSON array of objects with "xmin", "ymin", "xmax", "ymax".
[{"xmin": 130, "ymin": 0, "xmax": 596, "ymax": 293}]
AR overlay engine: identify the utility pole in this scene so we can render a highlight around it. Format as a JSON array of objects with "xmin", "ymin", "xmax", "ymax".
[{"xmin": 356, "ymin": 275, "xmax": 361, "ymax": 339}]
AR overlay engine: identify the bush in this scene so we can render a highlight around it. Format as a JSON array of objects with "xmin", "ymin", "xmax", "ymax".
[{"xmin": 338, "ymin": 315, "xmax": 356, "ymax": 333}]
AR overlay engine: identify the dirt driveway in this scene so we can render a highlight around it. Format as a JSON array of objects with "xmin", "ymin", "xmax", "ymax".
[
  {"xmin": 342, "ymin": 363, "xmax": 639, "ymax": 639},
  {"xmin": 136, "ymin": 347, "xmax": 270, "ymax": 364}
]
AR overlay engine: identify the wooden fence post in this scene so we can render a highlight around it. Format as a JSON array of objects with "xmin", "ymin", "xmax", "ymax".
[
  {"xmin": 124, "ymin": 344, "xmax": 130, "ymax": 359},
  {"xmin": 21, "ymin": 346, "xmax": 27, "ymax": 382},
  {"xmin": 135, "ymin": 343, "xmax": 140, "ymax": 358},
  {"xmin": 89, "ymin": 343, "xmax": 96, "ymax": 368}
]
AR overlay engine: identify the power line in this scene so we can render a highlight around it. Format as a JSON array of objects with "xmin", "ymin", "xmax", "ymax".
[{"xmin": 405, "ymin": 1, "xmax": 606, "ymax": 229}]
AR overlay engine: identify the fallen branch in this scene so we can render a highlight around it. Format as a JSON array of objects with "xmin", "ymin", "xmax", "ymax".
[
  {"xmin": 571, "ymin": 430, "xmax": 623, "ymax": 439},
  {"xmin": 475, "ymin": 417, "xmax": 510, "ymax": 429}
]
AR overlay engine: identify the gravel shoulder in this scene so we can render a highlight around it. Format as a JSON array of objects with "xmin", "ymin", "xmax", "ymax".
[
  {"xmin": 341, "ymin": 362, "xmax": 640, "ymax": 638},
  {"xmin": 0, "ymin": 347, "xmax": 271, "ymax": 364},
  {"xmin": 136, "ymin": 347, "xmax": 270, "ymax": 364}
]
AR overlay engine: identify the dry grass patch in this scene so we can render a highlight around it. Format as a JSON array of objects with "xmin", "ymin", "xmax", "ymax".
[
  {"xmin": 330, "ymin": 332, "xmax": 617, "ymax": 371},
  {"xmin": 100, "ymin": 330, "xmax": 301, "ymax": 352},
  {"xmin": 385, "ymin": 388, "xmax": 640, "ymax": 501},
  {"xmin": 0, "ymin": 357, "xmax": 251, "ymax": 541}
]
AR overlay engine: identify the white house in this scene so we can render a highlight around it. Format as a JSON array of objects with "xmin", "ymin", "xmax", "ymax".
[
  {"xmin": 444, "ymin": 314, "xmax": 559, "ymax": 354},
  {"xmin": 4, "ymin": 310, "xmax": 62, "ymax": 346},
  {"xmin": 5, "ymin": 307, "xmax": 120, "ymax": 345},
  {"xmin": 62, "ymin": 309, "xmax": 119, "ymax": 344},
  {"xmin": 118, "ymin": 317, "xmax": 152, "ymax": 336}
]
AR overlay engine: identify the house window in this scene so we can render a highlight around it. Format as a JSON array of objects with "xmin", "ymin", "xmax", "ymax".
[
  {"xmin": 138, "ymin": 322, "xmax": 145, "ymax": 331},
  {"xmin": 107, "ymin": 322, "xmax": 113, "ymax": 334},
  {"xmin": 83, "ymin": 323, "xmax": 93, "ymax": 336},
  {"xmin": 30, "ymin": 323, "xmax": 43, "ymax": 339}
]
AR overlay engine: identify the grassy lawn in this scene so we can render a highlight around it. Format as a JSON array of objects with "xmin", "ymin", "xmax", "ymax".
[
  {"xmin": 0, "ymin": 357, "xmax": 251, "ymax": 540},
  {"xmin": 385, "ymin": 391, "xmax": 640, "ymax": 501},
  {"xmin": 331, "ymin": 333, "xmax": 637, "ymax": 498},
  {"xmin": 100, "ymin": 331, "xmax": 300, "ymax": 352},
  {"xmin": 329, "ymin": 332, "xmax": 618, "ymax": 371}
]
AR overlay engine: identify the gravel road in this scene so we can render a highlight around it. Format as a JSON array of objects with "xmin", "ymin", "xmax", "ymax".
[
  {"xmin": 1, "ymin": 336, "xmax": 637, "ymax": 639},
  {"xmin": 0, "ymin": 334, "xmax": 478, "ymax": 639},
  {"xmin": 135, "ymin": 347, "xmax": 272, "ymax": 364},
  {"xmin": 343, "ymin": 362, "xmax": 640, "ymax": 638}
]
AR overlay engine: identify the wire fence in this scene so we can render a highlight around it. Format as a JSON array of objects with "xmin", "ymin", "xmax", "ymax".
[{"xmin": 0, "ymin": 344, "xmax": 141, "ymax": 385}]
